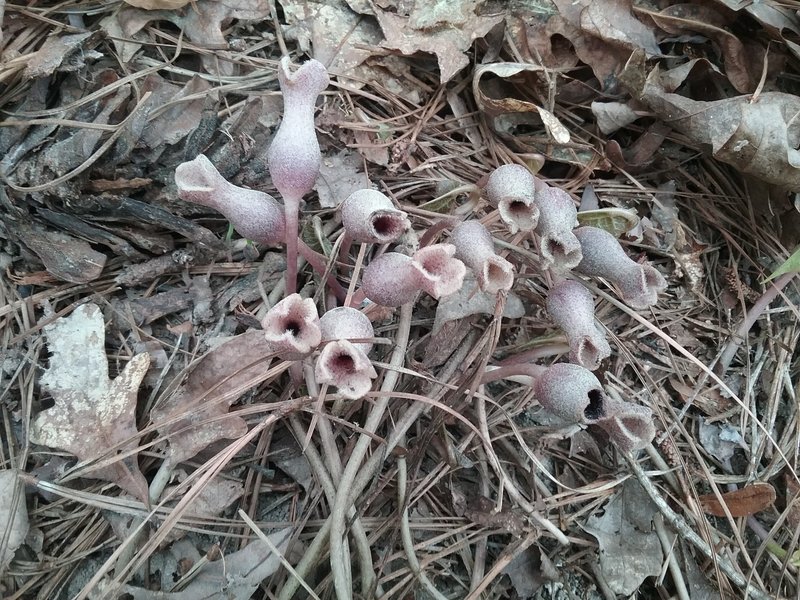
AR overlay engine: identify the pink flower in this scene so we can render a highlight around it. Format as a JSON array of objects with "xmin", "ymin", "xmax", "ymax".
[
  {"xmin": 485, "ymin": 164, "xmax": 541, "ymax": 233},
  {"xmin": 261, "ymin": 294, "xmax": 321, "ymax": 360},
  {"xmin": 267, "ymin": 57, "xmax": 329, "ymax": 294},
  {"xmin": 361, "ymin": 244, "xmax": 466, "ymax": 307},
  {"xmin": 175, "ymin": 154, "xmax": 285, "ymax": 245},
  {"xmin": 450, "ymin": 220, "xmax": 514, "ymax": 293},
  {"xmin": 595, "ymin": 397, "xmax": 655, "ymax": 452},
  {"xmin": 267, "ymin": 57, "xmax": 330, "ymax": 201},
  {"xmin": 574, "ymin": 226, "xmax": 667, "ymax": 309},
  {"xmin": 546, "ymin": 280, "xmax": 610, "ymax": 370},
  {"xmin": 315, "ymin": 307, "xmax": 377, "ymax": 399},
  {"xmin": 534, "ymin": 186, "xmax": 582, "ymax": 272},
  {"xmin": 413, "ymin": 244, "xmax": 467, "ymax": 299},
  {"xmin": 533, "ymin": 363, "xmax": 608, "ymax": 424},
  {"xmin": 341, "ymin": 189, "xmax": 410, "ymax": 244}
]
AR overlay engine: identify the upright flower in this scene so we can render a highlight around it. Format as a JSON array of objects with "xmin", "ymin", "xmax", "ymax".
[
  {"xmin": 450, "ymin": 220, "xmax": 514, "ymax": 294},
  {"xmin": 267, "ymin": 57, "xmax": 330, "ymax": 294},
  {"xmin": 175, "ymin": 154, "xmax": 285, "ymax": 245},
  {"xmin": 574, "ymin": 226, "xmax": 667, "ymax": 309},
  {"xmin": 534, "ymin": 186, "xmax": 582, "ymax": 272},
  {"xmin": 485, "ymin": 164, "xmax": 541, "ymax": 234},
  {"xmin": 546, "ymin": 279, "xmax": 610, "ymax": 370}
]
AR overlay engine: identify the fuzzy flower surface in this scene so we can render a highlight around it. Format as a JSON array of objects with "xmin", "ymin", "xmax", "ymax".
[
  {"xmin": 534, "ymin": 186, "xmax": 582, "ymax": 272},
  {"xmin": 595, "ymin": 397, "xmax": 655, "ymax": 452},
  {"xmin": 261, "ymin": 294, "xmax": 321, "ymax": 360},
  {"xmin": 574, "ymin": 226, "xmax": 667, "ymax": 309},
  {"xmin": 267, "ymin": 57, "xmax": 330, "ymax": 201},
  {"xmin": 546, "ymin": 279, "xmax": 610, "ymax": 370},
  {"xmin": 341, "ymin": 189, "xmax": 410, "ymax": 244},
  {"xmin": 175, "ymin": 154, "xmax": 285, "ymax": 245},
  {"xmin": 450, "ymin": 220, "xmax": 514, "ymax": 294},
  {"xmin": 533, "ymin": 363, "xmax": 608, "ymax": 424},
  {"xmin": 362, "ymin": 244, "xmax": 466, "ymax": 307},
  {"xmin": 485, "ymin": 164, "xmax": 540, "ymax": 233},
  {"xmin": 315, "ymin": 307, "xmax": 377, "ymax": 399}
]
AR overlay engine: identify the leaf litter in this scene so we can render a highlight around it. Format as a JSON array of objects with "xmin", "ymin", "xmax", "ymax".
[{"xmin": 3, "ymin": 0, "xmax": 800, "ymax": 598}]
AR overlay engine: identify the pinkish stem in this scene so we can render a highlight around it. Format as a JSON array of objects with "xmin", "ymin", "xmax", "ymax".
[
  {"xmin": 284, "ymin": 197, "xmax": 300, "ymax": 295},
  {"xmin": 481, "ymin": 362, "xmax": 547, "ymax": 385},
  {"xmin": 297, "ymin": 238, "xmax": 348, "ymax": 302}
]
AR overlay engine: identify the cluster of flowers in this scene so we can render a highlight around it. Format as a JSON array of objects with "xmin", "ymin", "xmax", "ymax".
[{"xmin": 173, "ymin": 58, "xmax": 666, "ymax": 453}]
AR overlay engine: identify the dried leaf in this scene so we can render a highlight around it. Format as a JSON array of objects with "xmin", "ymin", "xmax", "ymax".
[
  {"xmin": 698, "ymin": 420, "xmax": 743, "ymax": 462},
  {"xmin": 785, "ymin": 473, "xmax": 800, "ymax": 530},
  {"xmin": 16, "ymin": 223, "xmax": 107, "ymax": 283},
  {"xmin": 432, "ymin": 276, "xmax": 525, "ymax": 334},
  {"xmin": 374, "ymin": 2, "xmax": 503, "ymax": 83},
  {"xmin": 124, "ymin": 0, "xmax": 192, "ymax": 9},
  {"xmin": 591, "ymin": 101, "xmax": 640, "ymax": 135},
  {"xmin": 279, "ymin": 0, "xmax": 382, "ymax": 78},
  {"xmin": 108, "ymin": 529, "xmax": 291, "ymax": 599},
  {"xmin": 502, "ymin": 545, "xmax": 559, "ymax": 598},
  {"xmin": 580, "ymin": 0, "xmax": 659, "ymax": 56},
  {"xmin": 641, "ymin": 4, "xmax": 754, "ymax": 93},
  {"xmin": 314, "ymin": 150, "xmax": 371, "ymax": 209},
  {"xmin": 152, "ymin": 331, "xmax": 273, "ymax": 465},
  {"xmin": 22, "ymin": 32, "xmax": 98, "ymax": 79},
  {"xmin": 31, "ymin": 304, "xmax": 150, "ymax": 500},
  {"xmin": 625, "ymin": 58, "xmax": 800, "ymax": 190},
  {"xmin": 698, "ymin": 482, "xmax": 776, "ymax": 517},
  {"xmin": 0, "ymin": 469, "xmax": 29, "ymax": 572},
  {"xmin": 162, "ymin": 474, "xmax": 244, "ymax": 541},
  {"xmin": 583, "ymin": 479, "xmax": 662, "ymax": 596}
]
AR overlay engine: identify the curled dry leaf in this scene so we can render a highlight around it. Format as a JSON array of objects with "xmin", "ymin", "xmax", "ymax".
[
  {"xmin": 473, "ymin": 63, "xmax": 570, "ymax": 144},
  {"xmin": 698, "ymin": 482, "xmax": 777, "ymax": 517},
  {"xmin": 31, "ymin": 304, "xmax": 150, "ymax": 501},
  {"xmin": 623, "ymin": 55, "xmax": 800, "ymax": 190},
  {"xmin": 0, "ymin": 469, "xmax": 29, "ymax": 572}
]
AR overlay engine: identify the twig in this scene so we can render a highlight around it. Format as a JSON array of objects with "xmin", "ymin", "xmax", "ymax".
[
  {"xmin": 329, "ymin": 302, "xmax": 414, "ymax": 600},
  {"xmin": 624, "ymin": 452, "xmax": 775, "ymax": 600}
]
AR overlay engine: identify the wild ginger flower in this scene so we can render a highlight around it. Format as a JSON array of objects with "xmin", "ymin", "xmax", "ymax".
[
  {"xmin": 315, "ymin": 307, "xmax": 377, "ymax": 399},
  {"xmin": 546, "ymin": 279, "xmax": 610, "ymax": 370},
  {"xmin": 534, "ymin": 186, "xmax": 582, "ymax": 272},
  {"xmin": 573, "ymin": 226, "xmax": 667, "ymax": 309},
  {"xmin": 261, "ymin": 293, "xmax": 321, "ymax": 360},
  {"xmin": 533, "ymin": 363, "xmax": 608, "ymax": 424},
  {"xmin": 450, "ymin": 220, "xmax": 514, "ymax": 294},
  {"xmin": 267, "ymin": 57, "xmax": 330, "ymax": 294},
  {"xmin": 341, "ymin": 189, "xmax": 411, "ymax": 244},
  {"xmin": 361, "ymin": 244, "xmax": 466, "ymax": 307},
  {"xmin": 175, "ymin": 154, "xmax": 285, "ymax": 245},
  {"xmin": 485, "ymin": 164, "xmax": 541, "ymax": 233},
  {"xmin": 595, "ymin": 397, "xmax": 655, "ymax": 452}
]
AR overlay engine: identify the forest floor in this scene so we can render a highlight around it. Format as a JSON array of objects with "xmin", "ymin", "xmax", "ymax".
[{"xmin": 2, "ymin": 1, "xmax": 800, "ymax": 599}]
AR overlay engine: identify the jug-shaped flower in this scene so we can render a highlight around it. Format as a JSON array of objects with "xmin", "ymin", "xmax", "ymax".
[
  {"xmin": 267, "ymin": 57, "xmax": 330, "ymax": 201},
  {"xmin": 574, "ymin": 226, "xmax": 667, "ymax": 309},
  {"xmin": 546, "ymin": 279, "xmax": 610, "ymax": 370},
  {"xmin": 450, "ymin": 220, "xmax": 514, "ymax": 294},
  {"xmin": 175, "ymin": 154, "xmax": 285, "ymax": 245}
]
